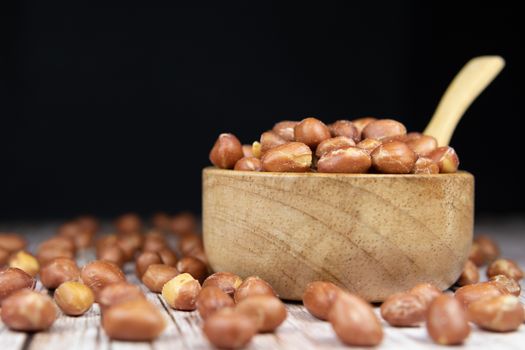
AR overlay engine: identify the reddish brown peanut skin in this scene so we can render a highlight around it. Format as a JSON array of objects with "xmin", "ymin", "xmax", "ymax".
[
  {"xmin": 0, "ymin": 248, "xmax": 9, "ymax": 266},
  {"xmin": 236, "ymin": 295, "xmax": 287, "ymax": 332},
  {"xmin": 317, "ymin": 147, "xmax": 372, "ymax": 173},
  {"xmin": 380, "ymin": 292, "xmax": 426, "ymax": 327},
  {"xmin": 294, "ymin": 117, "xmax": 331, "ymax": 149},
  {"xmin": 40, "ymin": 257, "xmax": 80, "ymax": 289},
  {"xmin": 302, "ymin": 281, "xmax": 341, "ymax": 320},
  {"xmin": 412, "ymin": 157, "xmax": 440, "ymax": 174},
  {"xmin": 408, "ymin": 283, "xmax": 442, "ymax": 308},
  {"xmin": 352, "ymin": 117, "xmax": 377, "ymax": 136},
  {"xmin": 209, "ymin": 133, "xmax": 244, "ymax": 169},
  {"xmin": 426, "ymin": 295, "xmax": 470, "ymax": 345},
  {"xmin": 467, "ymin": 295, "xmax": 524, "ymax": 332},
  {"xmin": 135, "ymin": 251, "xmax": 162, "ymax": 278},
  {"xmin": 202, "ymin": 308, "xmax": 257, "ymax": 349},
  {"xmin": 98, "ymin": 282, "xmax": 145, "ymax": 310},
  {"xmin": 158, "ymin": 248, "xmax": 178, "ymax": 267},
  {"xmin": 469, "ymin": 241, "xmax": 486, "ymax": 267},
  {"xmin": 242, "ymin": 144, "xmax": 254, "ymax": 157},
  {"xmin": 328, "ymin": 120, "xmax": 359, "ymax": 142},
  {"xmin": 102, "ymin": 299, "xmax": 166, "ymax": 341},
  {"xmin": 202, "ymin": 272, "xmax": 243, "ymax": 296},
  {"xmin": 356, "ymin": 138, "xmax": 382, "ymax": 154},
  {"xmin": 371, "ymin": 141, "xmax": 417, "ymax": 174},
  {"xmin": 171, "ymin": 211, "xmax": 198, "ymax": 236},
  {"xmin": 261, "ymin": 142, "xmax": 312, "ymax": 172},
  {"xmin": 1, "ymin": 289, "xmax": 56, "ymax": 331},
  {"xmin": 328, "ymin": 292, "xmax": 383, "ymax": 346},
  {"xmin": 97, "ymin": 244, "xmax": 125, "ymax": 267},
  {"xmin": 0, "ymin": 267, "xmax": 35, "ymax": 301},
  {"xmin": 197, "ymin": 286, "xmax": 235, "ymax": 320},
  {"xmin": 490, "ymin": 275, "xmax": 521, "ymax": 296},
  {"xmin": 457, "ymin": 259, "xmax": 480, "ymax": 286},
  {"xmin": 80, "ymin": 260, "xmax": 126, "ymax": 301},
  {"xmin": 455, "ymin": 282, "xmax": 504, "ymax": 308},
  {"xmin": 272, "ymin": 121, "xmax": 298, "ymax": 142},
  {"xmin": 487, "ymin": 258, "xmax": 524, "ymax": 281},
  {"xmin": 0, "ymin": 233, "xmax": 27, "ymax": 252},
  {"xmin": 176, "ymin": 257, "xmax": 208, "ymax": 282},
  {"xmin": 260, "ymin": 131, "xmax": 287, "ymax": 154},
  {"xmin": 428, "ymin": 146, "xmax": 460, "ymax": 173},
  {"xmin": 114, "ymin": 213, "xmax": 142, "ymax": 234},
  {"xmin": 234, "ymin": 157, "xmax": 263, "ymax": 171},
  {"xmin": 362, "ymin": 119, "xmax": 406, "ymax": 141},
  {"xmin": 233, "ymin": 276, "xmax": 277, "ymax": 303},
  {"xmin": 142, "ymin": 264, "xmax": 180, "ymax": 293},
  {"xmin": 315, "ymin": 136, "xmax": 356, "ymax": 158},
  {"xmin": 474, "ymin": 235, "xmax": 500, "ymax": 263},
  {"xmin": 405, "ymin": 135, "xmax": 438, "ymax": 156}
]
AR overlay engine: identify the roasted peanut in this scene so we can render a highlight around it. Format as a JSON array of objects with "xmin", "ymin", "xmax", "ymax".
[
  {"xmin": 36, "ymin": 236, "xmax": 75, "ymax": 265},
  {"xmin": 233, "ymin": 276, "xmax": 276, "ymax": 303},
  {"xmin": 116, "ymin": 231, "xmax": 143, "ymax": 261},
  {"xmin": 102, "ymin": 299, "xmax": 166, "ymax": 341},
  {"xmin": 143, "ymin": 231, "xmax": 168, "ymax": 252},
  {"xmin": 98, "ymin": 282, "xmax": 145, "ymax": 310},
  {"xmin": 474, "ymin": 235, "xmax": 500, "ymax": 263},
  {"xmin": 362, "ymin": 119, "xmax": 406, "ymax": 141},
  {"xmin": 54, "ymin": 281, "xmax": 94, "ymax": 316},
  {"xmin": 197, "ymin": 286, "xmax": 235, "ymax": 320},
  {"xmin": 8, "ymin": 251, "xmax": 39, "ymax": 277},
  {"xmin": 0, "ymin": 248, "xmax": 9, "ymax": 266},
  {"xmin": 0, "ymin": 267, "xmax": 35, "ymax": 301},
  {"xmin": 356, "ymin": 138, "xmax": 382, "ymax": 154},
  {"xmin": 202, "ymin": 308, "xmax": 257, "ymax": 349},
  {"xmin": 142, "ymin": 264, "xmax": 179, "ymax": 293},
  {"xmin": 328, "ymin": 120, "xmax": 359, "ymax": 142},
  {"xmin": 456, "ymin": 259, "xmax": 480, "ymax": 286},
  {"xmin": 251, "ymin": 141, "xmax": 262, "ymax": 158},
  {"xmin": 171, "ymin": 211, "xmax": 198, "ymax": 236},
  {"xmin": 455, "ymin": 282, "xmax": 503, "ymax": 308},
  {"xmin": 209, "ymin": 133, "xmax": 244, "ymax": 169},
  {"xmin": 97, "ymin": 244, "xmax": 125, "ymax": 267},
  {"xmin": 158, "ymin": 247, "xmax": 178, "ymax": 267},
  {"xmin": 426, "ymin": 294, "xmax": 470, "ymax": 345},
  {"xmin": 96, "ymin": 234, "xmax": 118, "ymax": 252},
  {"xmin": 261, "ymin": 142, "xmax": 312, "ymax": 172},
  {"xmin": 114, "ymin": 213, "xmax": 142, "ymax": 234},
  {"xmin": 260, "ymin": 130, "xmax": 287, "ymax": 154},
  {"xmin": 76, "ymin": 215, "xmax": 99, "ymax": 235},
  {"xmin": 371, "ymin": 141, "xmax": 417, "ymax": 174},
  {"xmin": 412, "ymin": 157, "xmax": 440, "ymax": 174},
  {"xmin": 302, "ymin": 281, "xmax": 341, "ymax": 320},
  {"xmin": 408, "ymin": 282, "xmax": 442, "ymax": 308},
  {"xmin": 58, "ymin": 221, "xmax": 92, "ymax": 249},
  {"xmin": 242, "ymin": 144, "xmax": 254, "ymax": 157},
  {"xmin": 80, "ymin": 260, "xmax": 126, "ymax": 301},
  {"xmin": 428, "ymin": 146, "xmax": 460, "ymax": 173},
  {"xmin": 467, "ymin": 295, "xmax": 524, "ymax": 332},
  {"xmin": 176, "ymin": 256, "xmax": 208, "ymax": 282},
  {"xmin": 315, "ymin": 136, "xmax": 356, "ymax": 158},
  {"xmin": 328, "ymin": 291, "xmax": 383, "ymax": 346},
  {"xmin": 352, "ymin": 117, "xmax": 377, "ymax": 137},
  {"xmin": 489, "ymin": 274, "xmax": 521, "ymax": 296},
  {"xmin": 469, "ymin": 241, "xmax": 485, "ymax": 266},
  {"xmin": 135, "ymin": 251, "xmax": 162, "ymax": 278},
  {"xmin": 0, "ymin": 233, "xmax": 27, "ymax": 252},
  {"xmin": 162, "ymin": 273, "xmax": 202, "ymax": 310},
  {"xmin": 203, "ymin": 272, "xmax": 243, "ymax": 296},
  {"xmin": 151, "ymin": 212, "xmax": 172, "ymax": 232},
  {"xmin": 234, "ymin": 157, "xmax": 263, "ymax": 171},
  {"xmin": 0, "ymin": 289, "xmax": 56, "ymax": 331},
  {"xmin": 317, "ymin": 146, "xmax": 372, "ymax": 173},
  {"xmin": 294, "ymin": 117, "xmax": 331, "ymax": 148},
  {"xmin": 380, "ymin": 292, "xmax": 426, "ymax": 326},
  {"xmin": 178, "ymin": 233, "xmax": 203, "ymax": 256},
  {"xmin": 236, "ymin": 295, "xmax": 287, "ymax": 333},
  {"xmin": 40, "ymin": 257, "xmax": 80, "ymax": 289},
  {"xmin": 405, "ymin": 135, "xmax": 437, "ymax": 156},
  {"xmin": 272, "ymin": 121, "xmax": 298, "ymax": 141},
  {"xmin": 487, "ymin": 258, "xmax": 523, "ymax": 281}
]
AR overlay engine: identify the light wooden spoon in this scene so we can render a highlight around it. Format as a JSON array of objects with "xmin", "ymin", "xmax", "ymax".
[{"xmin": 424, "ymin": 56, "xmax": 505, "ymax": 146}]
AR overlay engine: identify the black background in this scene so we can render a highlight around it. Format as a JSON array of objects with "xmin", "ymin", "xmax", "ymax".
[{"xmin": 1, "ymin": 2, "xmax": 523, "ymax": 220}]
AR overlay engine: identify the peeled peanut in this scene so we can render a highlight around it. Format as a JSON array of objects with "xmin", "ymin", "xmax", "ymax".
[
  {"xmin": 251, "ymin": 141, "xmax": 262, "ymax": 158},
  {"xmin": 371, "ymin": 141, "xmax": 417, "ymax": 174},
  {"xmin": 80, "ymin": 260, "xmax": 126, "ymax": 301},
  {"xmin": 8, "ymin": 251, "xmax": 39, "ymax": 277},
  {"xmin": 202, "ymin": 308, "xmax": 257, "ymax": 349},
  {"xmin": 317, "ymin": 146, "xmax": 372, "ymax": 173},
  {"xmin": 197, "ymin": 286, "xmax": 235, "ymax": 320},
  {"xmin": 234, "ymin": 157, "xmax": 262, "ymax": 171},
  {"xmin": 40, "ymin": 257, "xmax": 80, "ymax": 289},
  {"xmin": 328, "ymin": 120, "xmax": 359, "ymax": 142},
  {"xmin": 426, "ymin": 294, "xmax": 470, "ymax": 345},
  {"xmin": 474, "ymin": 235, "xmax": 500, "ymax": 263},
  {"xmin": 54, "ymin": 281, "xmax": 94, "ymax": 316},
  {"xmin": 260, "ymin": 131, "xmax": 287, "ymax": 154},
  {"xmin": 428, "ymin": 146, "xmax": 460, "ymax": 173},
  {"xmin": 362, "ymin": 119, "xmax": 406, "ymax": 141},
  {"xmin": 408, "ymin": 283, "xmax": 442, "ymax": 308},
  {"xmin": 405, "ymin": 135, "xmax": 437, "ymax": 156},
  {"xmin": 162, "ymin": 273, "xmax": 201, "ymax": 310},
  {"xmin": 455, "ymin": 282, "xmax": 503, "ymax": 308},
  {"xmin": 272, "ymin": 121, "xmax": 298, "ymax": 141},
  {"xmin": 209, "ymin": 133, "xmax": 244, "ymax": 169},
  {"xmin": 412, "ymin": 157, "xmax": 440, "ymax": 174},
  {"xmin": 1, "ymin": 289, "xmax": 56, "ymax": 331},
  {"xmin": 294, "ymin": 117, "xmax": 331, "ymax": 148},
  {"xmin": 457, "ymin": 259, "xmax": 480, "ymax": 286},
  {"xmin": 380, "ymin": 292, "xmax": 426, "ymax": 326},
  {"xmin": 0, "ymin": 267, "xmax": 35, "ymax": 301},
  {"xmin": 302, "ymin": 281, "xmax": 341, "ymax": 320},
  {"xmin": 467, "ymin": 295, "xmax": 524, "ymax": 332},
  {"xmin": 102, "ymin": 299, "xmax": 166, "ymax": 341},
  {"xmin": 489, "ymin": 274, "xmax": 521, "ymax": 296},
  {"xmin": 328, "ymin": 292, "xmax": 383, "ymax": 346},
  {"xmin": 261, "ymin": 142, "xmax": 312, "ymax": 172},
  {"xmin": 98, "ymin": 282, "xmax": 145, "ymax": 310},
  {"xmin": 315, "ymin": 136, "xmax": 356, "ymax": 158},
  {"xmin": 142, "ymin": 264, "xmax": 179, "ymax": 293},
  {"xmin": 177, "ymin": 256, "xmax": 208, "ymax": 282},
  {"xmin": 233, "ymin": 276, "xmax": 276, "ymax": 303},
  {"xmin": 236, "ymin": 295, "xmax": 287, "ymax": 332},
  {"xmin": 487, "ymin": 258, "xmax": 523, "ymax": 281},
  {"xmin": 0, "ymin": 233, "xmax": 27, "ymax": 252}
]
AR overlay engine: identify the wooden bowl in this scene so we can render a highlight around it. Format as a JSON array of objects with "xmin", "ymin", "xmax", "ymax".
[{"xmin": 202, "ymin": 167, "xmax": 474, "ymax": 301}]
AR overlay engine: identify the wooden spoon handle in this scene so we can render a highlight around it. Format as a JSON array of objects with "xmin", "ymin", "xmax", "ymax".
[{"xmin": 424, "ymin": 56, "xmax": 505, "ymax": 146}]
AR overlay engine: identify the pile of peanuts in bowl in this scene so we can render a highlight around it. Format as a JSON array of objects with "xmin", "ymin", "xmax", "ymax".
[
  {"xmin": 1, "ymin": 212, "xmax": 523, "ymax": 348},
  {"xmin": 209, "ymin": 117, "xmax": 460, "ymax": 174}
]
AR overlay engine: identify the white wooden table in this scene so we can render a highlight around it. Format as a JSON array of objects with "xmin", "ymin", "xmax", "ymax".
[{"xmin": 1, "ymin": 219, "xmax": 524, "ymax": 350}]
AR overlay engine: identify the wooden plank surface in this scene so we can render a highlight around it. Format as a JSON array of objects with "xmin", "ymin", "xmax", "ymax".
[{"xmin": 0, "ymin": 219, "xmax": 524, "ymax": 349}]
